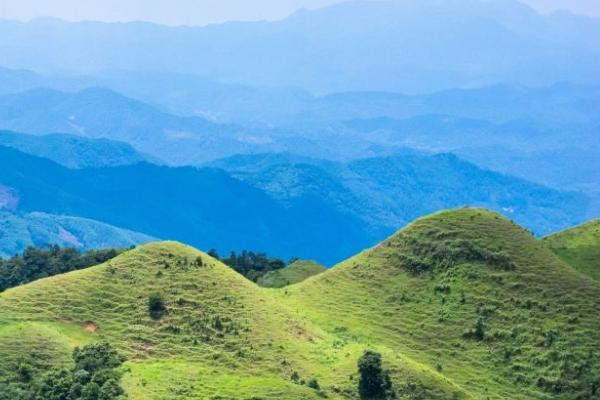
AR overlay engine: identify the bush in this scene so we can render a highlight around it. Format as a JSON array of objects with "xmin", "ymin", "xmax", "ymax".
[
  {"xmin": 148, "ymin": 292, "xmax": 166, "ymax": 319},
  {"xmin": 358, "ymin": 350, "xmax": 394, "ymax": 399},
  {"xmin": 307, "ymin": 378, "xmax": 320, "ymax": 390}
]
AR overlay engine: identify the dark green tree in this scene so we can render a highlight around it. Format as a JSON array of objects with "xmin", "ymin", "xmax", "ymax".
[
  {"xmin": 148, "ymin": 292, "xmax": 166, "ymax": 319},
  {"xmin": 358, "ymin": 350, "xmax": 394, "ymax": 399}
]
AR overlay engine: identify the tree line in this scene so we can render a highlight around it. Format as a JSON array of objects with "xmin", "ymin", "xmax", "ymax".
[{"xmin": 0, "ymin": 245, "xmax": 122, "ymax": 292}]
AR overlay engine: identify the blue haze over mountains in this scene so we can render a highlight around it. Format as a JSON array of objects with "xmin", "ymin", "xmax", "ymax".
[{"xmin": 0, "ymin": 0, "xmax": 598, "ymax": 262}]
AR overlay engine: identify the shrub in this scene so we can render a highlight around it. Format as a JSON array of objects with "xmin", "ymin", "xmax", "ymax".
[
  {"xmin": 148, "ymin": 292, "xmax": 166, "ymax": 319},
  {"xmin": 307, "ymin": 378, "xmax": 320, "ymax": 390},
  {"xmin": 358, "ymin": 350, "xmax": 394, "ymax": 399}
]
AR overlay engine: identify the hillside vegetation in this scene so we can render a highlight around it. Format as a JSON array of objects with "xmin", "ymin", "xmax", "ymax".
[
  {"xmin": 0, "ymin": 209, "xmax": 598, "ymax": 399},
  {"xmin": 542, "ymin": 220, "xmax": 600, "ymax": 281},
  {"xmin": 257, "ymin": 259, "xmax": 326, "ymax": 288}
]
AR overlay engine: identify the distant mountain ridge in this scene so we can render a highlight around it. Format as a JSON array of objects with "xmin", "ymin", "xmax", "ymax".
[
  {"xmin": 0, "ymin": 130, "xmax": 152, "ymax": 168},
  {"xmin": 0, "ymin": 145, "xmax": 370, "ymax": 264},
  {"xmin": 0, "ymin": 144, "xmax": 589, "ymax": 263},
  {"xmin": 0, "ymin": 210, "xmax": 154, "ymax": 258},
  {"xmin": 209, "ymin": 152, "xmax": 590, "ymax": 237},
  {"xmin": 0, "ymin": 0, "xmax": 599, "ymax": 93}
]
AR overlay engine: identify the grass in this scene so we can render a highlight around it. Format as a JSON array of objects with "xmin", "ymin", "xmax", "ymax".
[
  {"xmin": 1, "ymin": 208, "xmax": 599, "ymax": 399},
  {"xmin": 541, "ymin": 219, "xmax": 600, "ymax": 281},
  {"xmin": 257, "ymin": 259, "xmax": 326, "ymax": 288}
]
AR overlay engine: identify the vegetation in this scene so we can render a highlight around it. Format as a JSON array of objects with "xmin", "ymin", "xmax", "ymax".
[
  {"xmin": 257, "ymin": 259, "xmax": 326, "ymax": 288},
  {"xmin": 358, "ymin": 351, "xmax": 394, "ymax": 399},
  {"xmin": 0, "ymin": 209, "xmax": 597, "ymax": 399},
  {"xmin": 542, "ymin": 219, "xmax": 600, "ymax": 281},
  {"xmin": 0, "ymin": 342, "xmax": 127, "ymax": 400},
  {"xmin": 0, "ymin": 245, "xmax": 122, "ymax": 292},
  {"xmin": 211, "ymin": 249, "xmax": 288, "ymax": 282}
]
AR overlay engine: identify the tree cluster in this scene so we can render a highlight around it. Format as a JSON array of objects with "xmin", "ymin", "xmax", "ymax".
[
  {"xmin": 0, "ymin": 245, "xmax": 122, "ymax": 292},
  {"xmin": 0, "ymin": 342, "xmax": 127, "ymax": 400},
  {"xmin": 208, "ymin": 249, "xmax": 287, "ymax": 282}
]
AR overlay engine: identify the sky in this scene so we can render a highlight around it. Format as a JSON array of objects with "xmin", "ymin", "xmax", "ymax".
[{"xmin": 0, "ymin": 0, "xmax": 598, "ymax": 26}]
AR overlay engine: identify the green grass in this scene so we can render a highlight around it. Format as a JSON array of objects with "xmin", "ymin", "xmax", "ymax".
[
  {"xmin": 1, "ymin": 209, "xmax": 599, "ymax": 399},
  {"xmin": 257, "ymin": 259, "xmax": 326, "ymax": 288},
  {"xmin": 542, "ymin": 219, "xmax": 600, "ymax": 281}
]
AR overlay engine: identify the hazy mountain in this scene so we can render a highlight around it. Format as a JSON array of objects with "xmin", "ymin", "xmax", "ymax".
[
  {"xmin": 0, "ymin": 87, "xmax": 271, "ymax": 165},
  {"xmin": 0, "ymin": 130, "xmax": 152, "ymax": 168},
  {"xmin": 209, "ymin": 152, "xmax": 590, "ymax": 236},
  {"xmin": 0, "ymin": 0, "xmax": 599, "ymax": 93},
  {"xmin": 0, "ymin": 145, "xmax": 369, "ymax": 264},
  {"xmin": 0, "ymin": 210, "xmax": 154, "ymax": 258}
]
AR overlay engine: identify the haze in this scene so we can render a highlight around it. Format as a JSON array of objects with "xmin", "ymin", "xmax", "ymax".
[{"xmin": 1, "ymin": 0, "xmax": 599, "ymax": 26}]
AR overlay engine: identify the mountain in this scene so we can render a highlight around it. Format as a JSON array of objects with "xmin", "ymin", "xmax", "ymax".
[
  {"xmin": 0, "ymin": 1, "xmax": 599, "ymax": 93},
  {"xmin": 0, "ymin": 210, "xmax": 154, "ymax": 258},
  {"xmin": 0, "ymin": 130, "xmax": 152, "ymax": 168},
  {"xmin": 0, "ymin": 85, "xmax": 597, "ymax": 201},
  {"xmin": 277, "ymin": 209, "xmax": 600, "ymax": 399},
  {"xmin": 542, "ymin": 220, "xmax": 600, "ymax": 281},
  {"xmin": 0, "ymin": 87, "xmax": 333, "ymax": 165},
  {"xmin": 0, "ymin": 87, "xmax": 255, "ymax": 165},
  {"xmin": 209, "ymin": 152, "xmax": 590, "ymax": 237},
  {"xmin": 0, "ymin": 209, "xmax": 598, "ymax": 399},
  {"xmin": 0, "ymin": 145, "xmax": 369, "ymax": 264},
  {"xmin": 0, "ymin": 143, "xmax": 591, "ymax": 262},
  {"xmin": 257, "ymin": 259, "xmax": 326, "ymax": 288}
]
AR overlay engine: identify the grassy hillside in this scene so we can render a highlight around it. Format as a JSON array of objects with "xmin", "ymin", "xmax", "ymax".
[
  {"xmin": 277, "ymin": 209, "xmax": 600, "ymax": 399},
  {"xmin": 542, "ymin": 220, "xmax": 600, "ymax": 281},
  {"xmin": 257, "ymin": 260, "xmax": 326, "ymax": 288},
  {"xmin": 0, "ymin": 209, "xmax": 598, "ymax": 399}
]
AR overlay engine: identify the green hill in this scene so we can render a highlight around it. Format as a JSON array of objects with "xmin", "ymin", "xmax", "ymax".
[
  {"xmin": 257, "ymin": 260, "xmax": 326, "ymax": 288},
  {"xmin": 0, "ymin": 209, "xmax": 598, "ymax": 399},
  {"xmin": 542, "ymin": 219, "xmax": 600, "ymax": 281}
]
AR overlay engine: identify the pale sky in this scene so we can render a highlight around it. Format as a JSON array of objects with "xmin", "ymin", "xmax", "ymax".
[{"xmin": 0, "ymin": 0, "xmax": 598, "ymax": 26}]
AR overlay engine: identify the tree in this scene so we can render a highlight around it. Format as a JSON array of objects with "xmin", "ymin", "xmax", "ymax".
[
  {"xmin": 148, "ymin": 292, "xmax": 166, "ymax": 319},
  {"xmin": 73, "ymin": 342, "xmax": 125, "ymax": 374},
  {"xmin": 358, "ymin": 350, "xmax": 394, "ymax": 399}
]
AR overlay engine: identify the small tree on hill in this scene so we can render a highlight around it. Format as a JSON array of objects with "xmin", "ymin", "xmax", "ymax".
[
  {"xmin": 358, "ymin": 350, "xmax": 394, "ymax": 399},
  {"xmin": 148, "ymin": 292, "xmax": 166, "ymax": 319}
]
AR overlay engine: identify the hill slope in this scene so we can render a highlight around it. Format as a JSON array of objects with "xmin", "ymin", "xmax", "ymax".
[
  {"xmin": 1, "ymin": 209, "xmax": 598, "ymax": 399},
  {"xmin": 0, "ymin": 210, "xmax": 154, "ymax": 258},
  {"xmin": 542, "ymin": 220, "xmax": 600, "ymax": 281},
  {"xmin": 0, "ymin": 130, "xmax": 152, "ymax": 168},
  {"xmin": 0, "ymin": 145, "xmax": 369, "ymax": 264},
  {"xmin": 277, "ymin": 209, "xmax": 600, "ymax": 399},
  {"xmin": 210, "ymin": 152, "xmax": 590, "ymax": 236},
  {"xmin": 257, "ymin": 259, "xmax": 326, "ymax": 288},
  {"xmin": 0, "ymin": 242, "xmax": 463, "ymax": 399}
]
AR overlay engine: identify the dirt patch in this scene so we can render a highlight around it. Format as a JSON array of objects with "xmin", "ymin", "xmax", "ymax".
[{"xmin": 83, "ymin": 321, "xmax": 98, "ymax": 332}]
